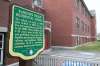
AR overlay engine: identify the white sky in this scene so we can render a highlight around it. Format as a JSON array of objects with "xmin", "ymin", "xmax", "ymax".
[{"xmin": 84, "ymin": 0, "xmax": 100, "ymax": 34}]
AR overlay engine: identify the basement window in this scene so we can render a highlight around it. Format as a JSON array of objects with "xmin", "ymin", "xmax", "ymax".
[{"xmin": 32, "ymin": 0, "xmax": 43, "ymax": 7}]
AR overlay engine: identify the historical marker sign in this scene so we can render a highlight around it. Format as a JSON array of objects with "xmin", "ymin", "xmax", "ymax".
[{"xmin": 9, "ymin": 5, "xmax": 45, "ymax": 60}]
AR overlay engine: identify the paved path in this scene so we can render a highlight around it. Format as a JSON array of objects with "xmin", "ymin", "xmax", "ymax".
[{"xmin": 42, "ymin": 47, "xmax": 100, "ymax": 62}]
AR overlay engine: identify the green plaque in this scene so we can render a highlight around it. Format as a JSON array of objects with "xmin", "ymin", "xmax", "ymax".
[{"xmin": 9, "ymin": 5, "xmax": 45, "ymax": 60}]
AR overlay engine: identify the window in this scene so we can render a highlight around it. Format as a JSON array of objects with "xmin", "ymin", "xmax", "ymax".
[
  {"xmin": 81, "ymin": 4, "xmax": 85, "ymax": 15},
  {"xmin": 86, "ymin": 24, "xmax": 88, "ymax": 33},
  {"xmin": 81, "ymin": 21, "xmax": 84, "ymax": 33},
  {"xmin": 80, "ymin": 2, "xmax": 83, "ymax": 13},
  {"xmin": 32, "ymin": 0, "xmax": 43, "ymax": 7},
  {"xmin": 75, "ymin": 17, "xmax": 80, "ymax": 34},
  {"xmin": 80, "ymin": 21, "xmax": 83, "ymax": 33},
  {"xmin": 76, "ymin": 0, "xmax": 80, "ymax": 9},
  {"xmin": 88, "ymin": 26, "xmax": 90, "ymax": 33},
  {"xmin": 0, "ymin": 33, "xmax": 4, "ymax": 65}
]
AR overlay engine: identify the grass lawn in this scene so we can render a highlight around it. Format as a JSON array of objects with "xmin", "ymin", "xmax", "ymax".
[{"xmin": 74, "ymin": 41, "xmax": 100, "ymax": 52}]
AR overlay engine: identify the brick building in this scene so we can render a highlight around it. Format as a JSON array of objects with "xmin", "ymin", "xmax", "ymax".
[
  {"xmin": 0, "ymin": 0, "xmax": 96, "ymax": 65},
  {"xmin": 43, "ymin": 0, "xmax": 96, "ymax": 47},
  {"xmin": 0, "ymin": 0, "xmax": 51, "ymax": 65}
]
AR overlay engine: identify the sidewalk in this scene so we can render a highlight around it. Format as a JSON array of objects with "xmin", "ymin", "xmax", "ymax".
[{"xmin": 42, "ymin": 47, "xmax": 100, "ymax": 61}]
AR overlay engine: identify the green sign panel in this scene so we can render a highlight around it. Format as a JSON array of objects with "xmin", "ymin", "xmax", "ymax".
[{"xmin": 9, "ymin": 5, "xmax": 45, "ymax": 60}]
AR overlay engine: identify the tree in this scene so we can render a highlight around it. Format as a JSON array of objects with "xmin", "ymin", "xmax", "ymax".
[{"xmin": 97, "ymin": 33, "xmax": 100, "ymax": 40}]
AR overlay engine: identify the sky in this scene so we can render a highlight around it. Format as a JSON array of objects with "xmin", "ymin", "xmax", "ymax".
[{"xmin": 84, "ymin": 0, "xmax": 100, "ymax": 34}]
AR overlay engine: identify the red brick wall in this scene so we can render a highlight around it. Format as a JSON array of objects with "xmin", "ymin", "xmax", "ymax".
[
  {"xmin": 13, "ymin": 0, "xmax": 32, "ymax": 7},
  {"xmin": 43, "ymin": 0, "xmax": 96, "ymax": 46},
  {"xmin": 72, "ymin": 0, "xmax": 96, "ymax": 42},
  {"xmin": 91, "ymin": 16, "xmax": 96, "ymax": 41},
  {"xmin": 0, "ymin": 0, "xmax": 32, "ymax": 27},
  {"xmin": 0, "ymin": 0, "xmax": 9, "ymax": 27},
  {"xmin": 43, "ymin": 0, "xmax": 74, "ymax": 46},
  {"xmin": 71, "ymin": 0, "xmax": 92, "ymax": 44}
]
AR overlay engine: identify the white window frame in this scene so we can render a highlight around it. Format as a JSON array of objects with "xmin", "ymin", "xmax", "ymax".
[{"xmin": 0, "ymin": 33, "xmax": 4, "ymax": 65}]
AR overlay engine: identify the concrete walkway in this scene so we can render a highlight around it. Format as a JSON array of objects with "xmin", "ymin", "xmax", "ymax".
[{"xmin": 42, "ymin": 47, "xmax": 100, "ymax": 62}]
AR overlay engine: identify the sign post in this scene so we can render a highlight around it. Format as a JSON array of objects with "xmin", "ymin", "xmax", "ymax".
[{"xmin": 9, "ymin": 5, "xmax": 45, "ymax": 65}]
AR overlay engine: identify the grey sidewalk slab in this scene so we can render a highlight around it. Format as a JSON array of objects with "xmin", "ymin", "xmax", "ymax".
[{"xmin": 42, "ymin": 47, "xmax": 100, "ymax": 61}]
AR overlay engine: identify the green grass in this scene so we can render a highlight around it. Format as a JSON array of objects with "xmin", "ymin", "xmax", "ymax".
[{"xmin": 74, "ymin": 41, "xmax": 100, "ymax": 52}]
